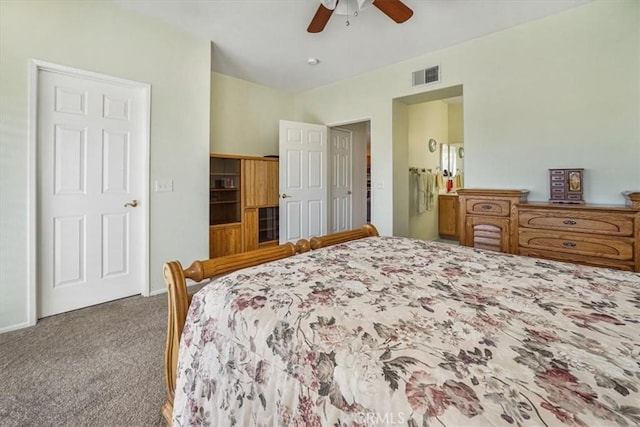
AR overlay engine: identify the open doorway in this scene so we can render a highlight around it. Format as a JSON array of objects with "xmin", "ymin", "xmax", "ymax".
[
  {"xmin": 392, "ymin": 85, "xmax": 464, "ymax": 242},
  {"xmin": 328, "ymin": 120, "xmax": 370, "ymax": 232},
  {"xmin": 278, "ymin": 119, "xmax": 370, "ymax": 243}
]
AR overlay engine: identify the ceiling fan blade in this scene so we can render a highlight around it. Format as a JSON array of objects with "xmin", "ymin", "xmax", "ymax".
[
  {"xmin": 307, "ymin": 3, "xmax": 336, "ymax": 33},
  {"xmin": 372, "ymin": 0, "xmax": 413, "ymax": 23}
]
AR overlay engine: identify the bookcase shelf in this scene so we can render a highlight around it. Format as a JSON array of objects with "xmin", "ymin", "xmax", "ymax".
[{"xmin": 209, "ymin": 157, "xmax": 240, "ymax": 226}]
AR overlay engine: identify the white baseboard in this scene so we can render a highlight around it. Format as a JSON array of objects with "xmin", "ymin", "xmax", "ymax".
[
  {"xmin": 149, "ymin": 288, "xmax": 167, "ymax": 296},
  {"xmin": 0, "ymin": 321, "xmax": 32, "ymax": 334},
  {"xmin": 148, "ymin": 279, "xmax": 204, "ymax": 297}
]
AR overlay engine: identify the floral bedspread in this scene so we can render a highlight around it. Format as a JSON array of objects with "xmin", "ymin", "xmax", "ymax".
[{"xmin": 173, "ymin": 236, "xmax": 640, "ymax": 426}]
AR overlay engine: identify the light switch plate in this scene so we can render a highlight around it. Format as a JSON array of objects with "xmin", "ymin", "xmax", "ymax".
[{"xmin": 155, "ymin": 179, "xmax": 173, "ymax": 192}]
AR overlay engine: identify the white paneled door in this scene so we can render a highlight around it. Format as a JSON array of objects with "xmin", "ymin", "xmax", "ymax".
[
  {"xmin": 37, "ymin": 68, "xmax": 147, "ymax": 317},
  {"xmin": 279, "ymin": 120, "xmax": 328, "ymax": 243},
  {"xmin": 329, "ymin": 128, "xmax": 353, "ymax": 233}
]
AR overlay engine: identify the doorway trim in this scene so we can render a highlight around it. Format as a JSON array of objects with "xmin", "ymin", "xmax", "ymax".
[
  {"xmin": 27, "ymin": 59, "xmax": 151, "ymax": 326},
  {"xmin": 328, "ymin": 127, "xmax": 354, "ymax": 233},
  {"xmin": 327, "ymin": 116, "xmax": 371, "ymax": 227}
]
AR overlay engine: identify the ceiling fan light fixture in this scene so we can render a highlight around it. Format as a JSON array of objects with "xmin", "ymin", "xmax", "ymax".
[
  {"xmin": 331, "ymin": 0, "xmax": 372, "ymax": 16},
  {"xmin": 357, "ymin": 0, "xmax": 374, "ymax": 10},
  {"xmin": 320, "ymin": 0, "xmax": 338, "ymax": 10},
  {"xmin": 308, "ymin": 0, "xmax": 412, "ymax": 33}
]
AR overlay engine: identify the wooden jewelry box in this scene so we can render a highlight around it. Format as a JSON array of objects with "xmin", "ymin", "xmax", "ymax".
[{"xmin": 549, "ymin": 168, "xmax": 584, "ymax": 204}]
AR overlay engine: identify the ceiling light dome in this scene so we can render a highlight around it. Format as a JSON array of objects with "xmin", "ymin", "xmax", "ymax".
[{"xmin": 320, "ymin": 0, "xmax": 374, "ymax": 16}]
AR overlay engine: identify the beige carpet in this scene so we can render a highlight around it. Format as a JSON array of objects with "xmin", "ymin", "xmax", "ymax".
[{"xmin": 0, "ymin": 291, "xmax": 174, "ymax": 427}]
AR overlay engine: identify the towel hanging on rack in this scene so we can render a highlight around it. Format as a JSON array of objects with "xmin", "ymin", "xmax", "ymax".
[
  {"xmin": 416, "ymin": 171, "xmax": 427, "ymax": 213},
  {"xmin": 435, "ymin": 170, "xmax": 444, "ymax": 189},
  {"xmin": 412, "ymin": 170, "xmax": 435, "ymax": 213},
  {"xmin": 454, "ymin": 172, "xmax": 464, "ymax": 189},
  {"xmin": 426, "ymin": 172, "xmax": 435, "ymax": 211}
]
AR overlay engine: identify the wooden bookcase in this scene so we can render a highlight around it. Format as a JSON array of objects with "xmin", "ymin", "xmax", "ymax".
[
  {"xmin": 242, "ymin": 157, "xmax": 280, "ymax": 251},
  {"xmin": 210, "ymin": 154, "xmax": 279, "ymax": 258}
]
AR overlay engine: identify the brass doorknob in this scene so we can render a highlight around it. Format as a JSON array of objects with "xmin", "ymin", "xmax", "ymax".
[
  {"xmin": 347, "ymin": 190, "xmax": 352, "ymax": 195},
  {"xmin": 281, "ymin": 193, "xmax": 290, "ymax": 199},
  {"xmin": 124, "ymin": 199, "xmax": 139, "ymax": 208}
]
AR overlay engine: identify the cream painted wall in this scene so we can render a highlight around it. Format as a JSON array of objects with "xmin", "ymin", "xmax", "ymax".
[
  {"xmin": 293, "ymin": 0, "xmax": 640, "ymax": 235},
  {"xmin": 448, "ymin": 104, "xmax": 464, "ymax": 144},
  {"xmin": 392, "ymin": 100, "xmax": 409, "ymax": 237},
  {"xmin": 0, "ymin": 1, "xmax": 211, "ymax": 331},
  {"xmin": 211, "ymin": 72, "xmax": 293, "ymax": 156},
  {"xmin": 407, "ymin": 101, "xmax": 448, "ymax": 241}
]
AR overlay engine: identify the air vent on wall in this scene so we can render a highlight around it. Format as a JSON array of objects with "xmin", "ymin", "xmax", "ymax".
[{"xmin": 412, "ymin": 65, "xmax": 440, "ymax": 87}]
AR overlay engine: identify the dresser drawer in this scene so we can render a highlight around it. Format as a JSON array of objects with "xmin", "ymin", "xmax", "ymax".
[
  {"xmin": 465, "ymin": 199, "xmax": 511, "ymax": 216},
  {"xmin": 519, "ymin": 210, "xmax": 634, "ymax": 236},
  {"xmin": 518, "ymin": 248, "xmax": 635, "ymax": 271},
  {"xmin": 519, "ymin": 229, "xmax": 634, "ymax": 261}
]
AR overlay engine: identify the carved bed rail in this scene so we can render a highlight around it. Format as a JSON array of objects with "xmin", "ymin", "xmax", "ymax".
[
  {"xmin": 162, "ymin": 224, "xmax": 378, "ymax": 425},
  {"xmin": 309, "ymin": 223, "xmax": 379, "ymax": 249}
]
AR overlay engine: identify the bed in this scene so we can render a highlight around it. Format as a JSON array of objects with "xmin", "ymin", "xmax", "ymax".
[{"xmin": 162, "ymin": 224, "xmax": 640, "ymax": 426}]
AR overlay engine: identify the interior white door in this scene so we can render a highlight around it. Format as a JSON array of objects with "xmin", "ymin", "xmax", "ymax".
[
  {"xmin": 38, "ymin": 69, "xmax": 145, "ymax": 317},
  {"xmin": 329, "ymin": 128, "xmax": 353, "ymax": 233},
  {"xmin": 279, "ymin": 120, "xmax": 328, "ymax": 243}
]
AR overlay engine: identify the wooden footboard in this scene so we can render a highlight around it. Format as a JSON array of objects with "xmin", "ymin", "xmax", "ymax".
[
  {"xmin": 161, "ymin": 241, "xmax": 307, "ymax": 424},
  {"xmin": 162, "ymin": 224, "xmax": 379, "ymax": 425}
]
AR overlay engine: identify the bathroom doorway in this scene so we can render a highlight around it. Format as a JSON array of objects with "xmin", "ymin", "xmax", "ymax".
[{"xmin": 392, "ymin": 85, "xmax": 464, "ymax": 241}]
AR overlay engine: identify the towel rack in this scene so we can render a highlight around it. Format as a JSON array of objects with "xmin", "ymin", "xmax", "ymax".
[{"xmin": 409, "ymin": 167, "xmax": 426, "ymax": 173}]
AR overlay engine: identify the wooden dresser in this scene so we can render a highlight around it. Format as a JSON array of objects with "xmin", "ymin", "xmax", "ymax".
[
  {"xmin": 457, "ymin": 189, "xmax": 529, "ymax": 253},
  {"xmin": 458, "ymin": 189, "xmax": 640, "ymax": 272},
  {"xmin": 517, "ymin": 203, "xmax": 639, "ymax": 272}
]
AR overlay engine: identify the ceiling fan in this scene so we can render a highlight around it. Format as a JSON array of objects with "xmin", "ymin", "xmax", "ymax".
[{"xmin": 307, "ymin": 0, "xmax": 413, "ymax": 33}]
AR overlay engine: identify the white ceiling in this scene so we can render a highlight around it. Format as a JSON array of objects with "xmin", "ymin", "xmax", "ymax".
[{"xmin": 115, "ymin": 0, "xmax": 589, "ymax": 93}]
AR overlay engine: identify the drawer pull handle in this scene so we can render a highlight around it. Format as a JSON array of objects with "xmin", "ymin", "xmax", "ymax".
[
  {"xmin": 481, "ymin": 205, "xmax": 492, "ymax": 210},
  {"xmin": 562, "ymin": 241, "xmax": 577, "ymax": 248},
  {"xmin": 563, "ymin": 220, "xmax": 577, "ymax": 225}
]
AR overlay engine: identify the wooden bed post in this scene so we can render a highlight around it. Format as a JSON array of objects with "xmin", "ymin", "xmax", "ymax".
[{"xmin": 161, "ymin": 261, "xmax": 189, "ymax": 424}]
